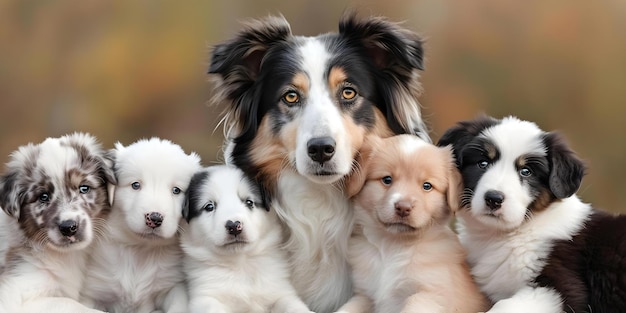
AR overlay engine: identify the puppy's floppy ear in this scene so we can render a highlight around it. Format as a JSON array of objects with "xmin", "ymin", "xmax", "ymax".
[
  {"xmin": 542, "ymin": 132, "xmax": 586, "ymax": 199},
  {"xmin": 440, "ymin": 145, "xmax": 463, "ymax": 212},
  {"xmin": 339, "ymin": 12, "xmax": 429, "ymax": 141},
  {"xmin": 256, "ymin": 181, "xmax": 271, "ymax": 212},
  {"xmin": 437, "ymin": 115, "xmax": 500, "ymax": 167},
  {"xmin": 0, "ymin": 171, "xmax": 23, "ymax": 218},
  {"xmin": 345, "ymin": 136, "xmax": 380, "ymax": 198},
  {"xmin": 105, "ymin": 148, "xmax": 117, "ymax": 206},
  {"xmin": 182, "ymin": 190, "xmax": 191, "ymax": 223},
  {"xmin": 0, "ymin": 143, "xmax": 39, "ymax": 218}
]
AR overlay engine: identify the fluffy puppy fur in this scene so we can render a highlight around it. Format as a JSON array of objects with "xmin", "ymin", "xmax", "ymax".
[
  {"xmin": 337, "ymin": 135, "xmax": 488, "ymax": 313},
  {"xmin": 181, "ymin": 165, "xmax": 312, "ymax": 313},
  {"xmin": 438, "ymin": 115, "xmax": 626, "ymax": 313},
  {"xmin": 0, "ymin": 133, "xmax": 115, "ymax": 313},
  {"xmin": 81, "ymin": 138, "xmax": 201, "ymax": 313},
  {"xmin": 209, "ymin": 13, "xmax": 429, "ymax": 312}
]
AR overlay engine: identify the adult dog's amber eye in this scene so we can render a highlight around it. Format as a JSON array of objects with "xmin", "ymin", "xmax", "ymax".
[
  {"xmin": 282, "ymin": 91, "xmax": 300, "ymax": 104},
  {"xmin": 341, "ymin": 87, "xmax": 356, "ymax": 100}
]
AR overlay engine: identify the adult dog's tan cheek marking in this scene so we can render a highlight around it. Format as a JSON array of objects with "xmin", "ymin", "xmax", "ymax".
[{"xmin": 250, "ymin": 116, "xmax": 293, "ymax": 187}]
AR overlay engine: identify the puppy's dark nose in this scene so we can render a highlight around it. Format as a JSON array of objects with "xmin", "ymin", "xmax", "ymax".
[
  {"xmin": 307, "ymin": 137, "xmax": 336, "ymax": 164},
  {"xmin": 484, "ymin": 190, "xmax": 505, "ymax": 211},
  {"xmin": 395, "ymin": 201, "xmax": 412, "ymax": 218},
  {"xmin": 145, "ymin": 212, "xmax": 163, "ymax": 228},
  {"xmin": 225, "ymin": 220, "xmax": 243, "ymax": 236},
  {"xmin": 59, "ymin": 220, "xmax": 78, "ymax": 237}
]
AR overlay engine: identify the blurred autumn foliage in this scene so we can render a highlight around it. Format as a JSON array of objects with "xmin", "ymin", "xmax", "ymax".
[{"xmin": 0, "ymin": 0, "xmax": 625, "ymax": 212}]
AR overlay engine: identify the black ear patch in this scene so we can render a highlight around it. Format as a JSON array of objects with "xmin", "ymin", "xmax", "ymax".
[
  {"xmin": 339, "ymin": 12, "xmax": 424, "ymax": 71},
  {"xmin": 0, "ymin": 171, "xmax": 23, "ymax": 218},
  {"xmin": 542, "ymin": 132, "xmax": 586, "ymax": 199},
  {"xmin": 437, "ymin": 115, "xmax": 500, "ymax": 167},
  {"xmin": 183, "ymin": 170, "xmax": 210, "ymax": 223},
  {"xmin": 208, "ymin": 16, "xmax": 292, "ymax": 81},
  {"xmin": 339, "ymin": 12, "xmax": 429, "ymax": 139}
]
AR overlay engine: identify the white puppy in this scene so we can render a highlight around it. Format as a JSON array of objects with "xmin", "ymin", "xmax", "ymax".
[
  {"xmin": 81, "ymin": 137, "xmax": 201, "ymax": 313},
  {"xmin": 0, "ymin": 133, "xmax": 115, "ymax": 313},
  {"xmin": 181, "ymin": 165, "xmax": 312, "ymax": 313}
]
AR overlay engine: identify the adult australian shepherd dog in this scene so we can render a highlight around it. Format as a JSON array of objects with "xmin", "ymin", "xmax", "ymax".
[
  {"xmin": 209, "ymin": 13, "xmax": 429, "ymax": 312},
  {"xmin": 438, "ymin": 115, "xmax": 626, "ymax": 313}
]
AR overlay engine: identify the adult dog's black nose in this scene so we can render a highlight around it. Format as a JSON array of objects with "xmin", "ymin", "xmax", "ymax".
[
  {"xmin": 145, "ymin": 212, "xmax": 163, "ymax": 228},
  {"xmin": 307, "ymin": 137, "xmax": 336, "ymax": 164},
  {"xmin": 225, "ymin": 220, "xmax": 243, "ymax": 236},
  {"xmin": 484, "ymin": 190, "xmax": 505, "ymax": 211},
  {"xmin": 59, "ymin": 220, "xmax": 78, "ymax": 237}
]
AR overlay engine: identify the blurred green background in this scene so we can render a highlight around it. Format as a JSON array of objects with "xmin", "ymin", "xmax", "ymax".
[{"xmin": 1, "ymin": 0, "xmax": 625, "ymax": 212}]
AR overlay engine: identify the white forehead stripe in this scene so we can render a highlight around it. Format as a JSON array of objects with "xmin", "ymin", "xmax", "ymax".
[
  {"xmin": 482, "ymin": 116, "xmax": 547, "ymax": 157},
  {"xmin": 298, "ymin": 38, "xmax": 330, "ymax": 87}
]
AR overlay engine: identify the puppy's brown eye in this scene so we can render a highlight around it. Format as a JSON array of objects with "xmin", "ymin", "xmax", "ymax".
[
  {"xmin": 423, "ymin": 182, "xmax": 433, "ymax": 191},
  {"xmin": 341, "ymin": 87, "xmax": 356, "ymax": 100},
  {"xmin": 381, "ymin": 176, "xmax": 392, "ymax": 186},
  {"xmin": 282, "ymin": 91, "xmax": 300, "ymax": 105}
]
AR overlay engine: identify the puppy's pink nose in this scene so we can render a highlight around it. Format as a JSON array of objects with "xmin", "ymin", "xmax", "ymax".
[
  {"xmin": 145, "ymin": 212, "xmax": 163, "ymax": 228},
  {"xmin": 395, "ymin": 201, "xmax": 412, "ymax": 217}
]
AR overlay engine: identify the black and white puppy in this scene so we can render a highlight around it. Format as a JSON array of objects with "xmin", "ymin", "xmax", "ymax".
[
  {"xmin": 0, "ymin": 133, "xmax": 115, "ymax": 313},
  {"xmin": 181, "ymin": 165, "xmax": 312, "ymax": 313},
  {"xmin": 437, "ymin": 115, "xmax": 626, "ymax": 313}
]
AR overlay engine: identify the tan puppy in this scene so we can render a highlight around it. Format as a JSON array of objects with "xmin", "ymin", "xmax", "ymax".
[{"xmin": 337, "ymin": 134, "xmax": 488, "ymax": 313}]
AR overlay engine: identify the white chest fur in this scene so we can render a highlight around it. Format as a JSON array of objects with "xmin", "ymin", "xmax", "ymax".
[
  {"xmin": 458, "ymin": 196, "xmax": 592, "ymax": 302},
  {"xmin": 275, "ymin": 171, "xmax": 354, "ymax": 313}
]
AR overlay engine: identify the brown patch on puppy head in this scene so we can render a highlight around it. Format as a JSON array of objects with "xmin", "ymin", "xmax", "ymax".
[
  {"xmin": 528, "ymin": 188, "xmax": 556, "ymax": 214},
  {"xmin": 351, "ymin": 135, "xmax": 457, "ymax": 236}
]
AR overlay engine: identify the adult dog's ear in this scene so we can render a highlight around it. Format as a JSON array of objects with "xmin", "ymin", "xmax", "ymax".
[
  {"xmin": 542, "ymin": 132, "xmax": 586, "ymax": 199},
  {"xmin": 437, "ymin": 115, "xmax": 500, "ymax": 167},
  {"xmin": 209, "ymin": 15, "xmax": 292, "ymax": 140},
  {"xmin": 209, "ymin": 15, "xmax": 291, "ymax": 79},
  {"xmin": 339, "ymin": 12, "xmax": 429, "ymax": 141}
]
